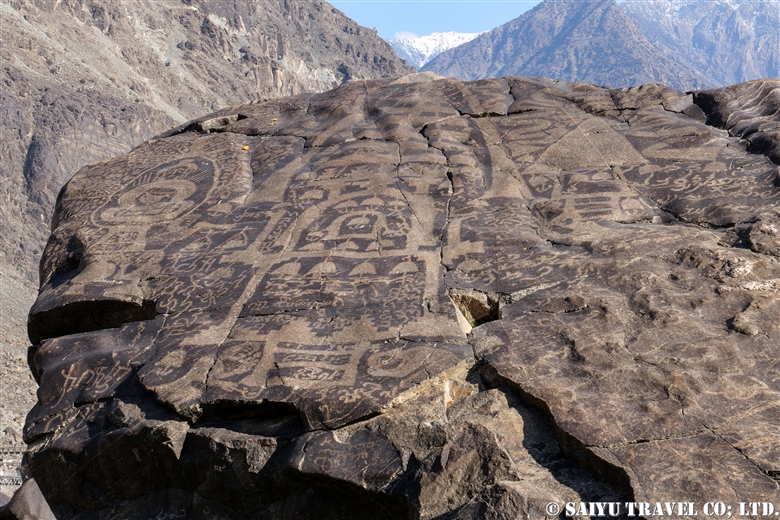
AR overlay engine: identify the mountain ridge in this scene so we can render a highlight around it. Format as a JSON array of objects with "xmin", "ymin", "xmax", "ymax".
[
  {"xmin": 621, "ymin": 0, "xmax": 780, "ymax": 86},
  {"xmin": 421, "ymin": 0, "xmax": 719, "ymax": 90}
]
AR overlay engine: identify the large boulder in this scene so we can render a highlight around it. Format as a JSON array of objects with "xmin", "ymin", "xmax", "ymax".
[{"xmin": 25, "ymin": 75, "xmax": 780, "ymax": 518}]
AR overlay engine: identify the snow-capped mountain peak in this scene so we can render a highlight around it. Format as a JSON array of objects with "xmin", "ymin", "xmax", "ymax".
[{"xmin": 389, "ymin": 31, "xmax": 485, "ymax": 68}]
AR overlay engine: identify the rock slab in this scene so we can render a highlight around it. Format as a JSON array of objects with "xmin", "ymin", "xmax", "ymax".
[
  {"xmin": 24, "ymin": 76, "xmax": 780, "ymax": 518},
  {"xmin": 0, "ymin": 0, "xmax": 414, "ymax": 439}
]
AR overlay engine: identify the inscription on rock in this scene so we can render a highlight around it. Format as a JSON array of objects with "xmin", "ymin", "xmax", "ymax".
[{"xmin": 22, "ymin": 76, "xmax": 780, "ymax": 518}]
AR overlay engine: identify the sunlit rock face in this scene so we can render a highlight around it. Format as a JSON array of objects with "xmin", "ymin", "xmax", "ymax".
[{"xmin": 25, "ymin": 75, "xmax": 780, "ymax": 518}]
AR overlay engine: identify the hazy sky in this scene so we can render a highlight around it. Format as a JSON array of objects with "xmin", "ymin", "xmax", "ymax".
[{"xmin": 330, "ymin": 0, "xmax": 544, "ymax": 40}]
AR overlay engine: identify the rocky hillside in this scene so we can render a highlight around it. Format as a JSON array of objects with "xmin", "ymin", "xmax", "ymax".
[
  {"xmin": 15, "ymin": 74, "xmax": 780, "ymax": 517},
  {"xmin": 621, "ymin": 0, "xmax": 780, "ymax": 87},
  {"xmin": 421, "ymin": 0, "xmax": 713, "ymax": 90},
  {"xmin": 0, "ymin": 0, "xmax": 413, "ymax": 444}
]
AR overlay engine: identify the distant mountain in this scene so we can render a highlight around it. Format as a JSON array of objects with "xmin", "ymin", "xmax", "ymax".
[
  {"xmin": 389, "ymin": 31, "xmax": 485, "ymax": 68},
  {"xmin": 621, "ymin": 0, "xmax": 780, "ymax": 86},
  {"xmin": 421, "ymin": 0, "xmax": 712, "ymax": 90}
]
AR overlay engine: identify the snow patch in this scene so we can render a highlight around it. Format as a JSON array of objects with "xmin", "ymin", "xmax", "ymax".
[{"xmin": 389, "ymin": 31, "xmax": 486, "ymax": 68}]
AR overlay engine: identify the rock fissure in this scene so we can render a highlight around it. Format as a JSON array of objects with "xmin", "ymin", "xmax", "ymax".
[
  {"xmin": 28, "ymin": 298, "xmax": 160, "ymax": 345},
  {"xmin": 585, "ymin": 429, "xmax": 710, "ymax": 450},
  {"xmin": 693, "ymin": 85, "xmax": 780, "ymax": 165},
  {"xmin": 471, "ymin": 361, "xmax": 635, "ymax": 498},
  {"xmin": 449, "ymin": 289, "xmax": 502, "ymax": 328},
  {"xmin": 201, "ymin": 321, "xmax": 241, "ymax": 400},
  {"xmin": 703, "ymin": 423, "xmax": 780, "ymax": 486}
]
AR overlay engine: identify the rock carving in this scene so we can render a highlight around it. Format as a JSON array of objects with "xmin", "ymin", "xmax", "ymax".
[{"xmin": 24, "ymin": 75, "xmax": 780, "ymax": 518}]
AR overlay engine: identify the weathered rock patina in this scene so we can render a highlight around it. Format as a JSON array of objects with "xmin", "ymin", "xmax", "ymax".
[{"xmin": 24, "ymin": 76, "xmax": 780, "ymax": 518}]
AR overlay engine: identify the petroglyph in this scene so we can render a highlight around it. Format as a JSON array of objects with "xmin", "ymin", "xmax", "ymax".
[{"xmin": 24, "ymin": 76, "xmax": 780, "ymax": 518}]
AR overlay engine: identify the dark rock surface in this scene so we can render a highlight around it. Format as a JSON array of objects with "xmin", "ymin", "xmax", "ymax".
[
  {"xmin": 694, "ymin": 80, "xmax": 780, "ymax": 166},
  {"xmin": 24, "ymin": 76, "xmax": 780, "ymax": 518},
  {"xmin": 0, "ymin": 478, "xmax": 55, "ymax": 520},
  {"xmin": 421, "ymin": 0, "xmax": 710, "ymax": 91},
  {"xmin": 0, "ymin": 0, "xmax": 413, "ymax": 454}
]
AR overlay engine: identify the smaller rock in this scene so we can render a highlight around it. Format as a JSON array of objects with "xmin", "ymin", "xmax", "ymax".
[
  {"xmin": 1, "ymin": 429, "xmax": 22, "ymax": 446},
  {"xmin": 729, "ymin": 297, "xmax": 779, "ymax": 337},
  {"xmin": 0, "ymin": 479, "xmax": 55, "ymax": 520},
  {"xmin": 731, "ymin": 311, "xmax": 760, "ymax": 336},
  {"xmin": 662, "ymin": 94, "xmax": 694, "ymax": 113},
  {"xmin": 745, "ymin": 212, "xmax": 780, "ymax": 258}
]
